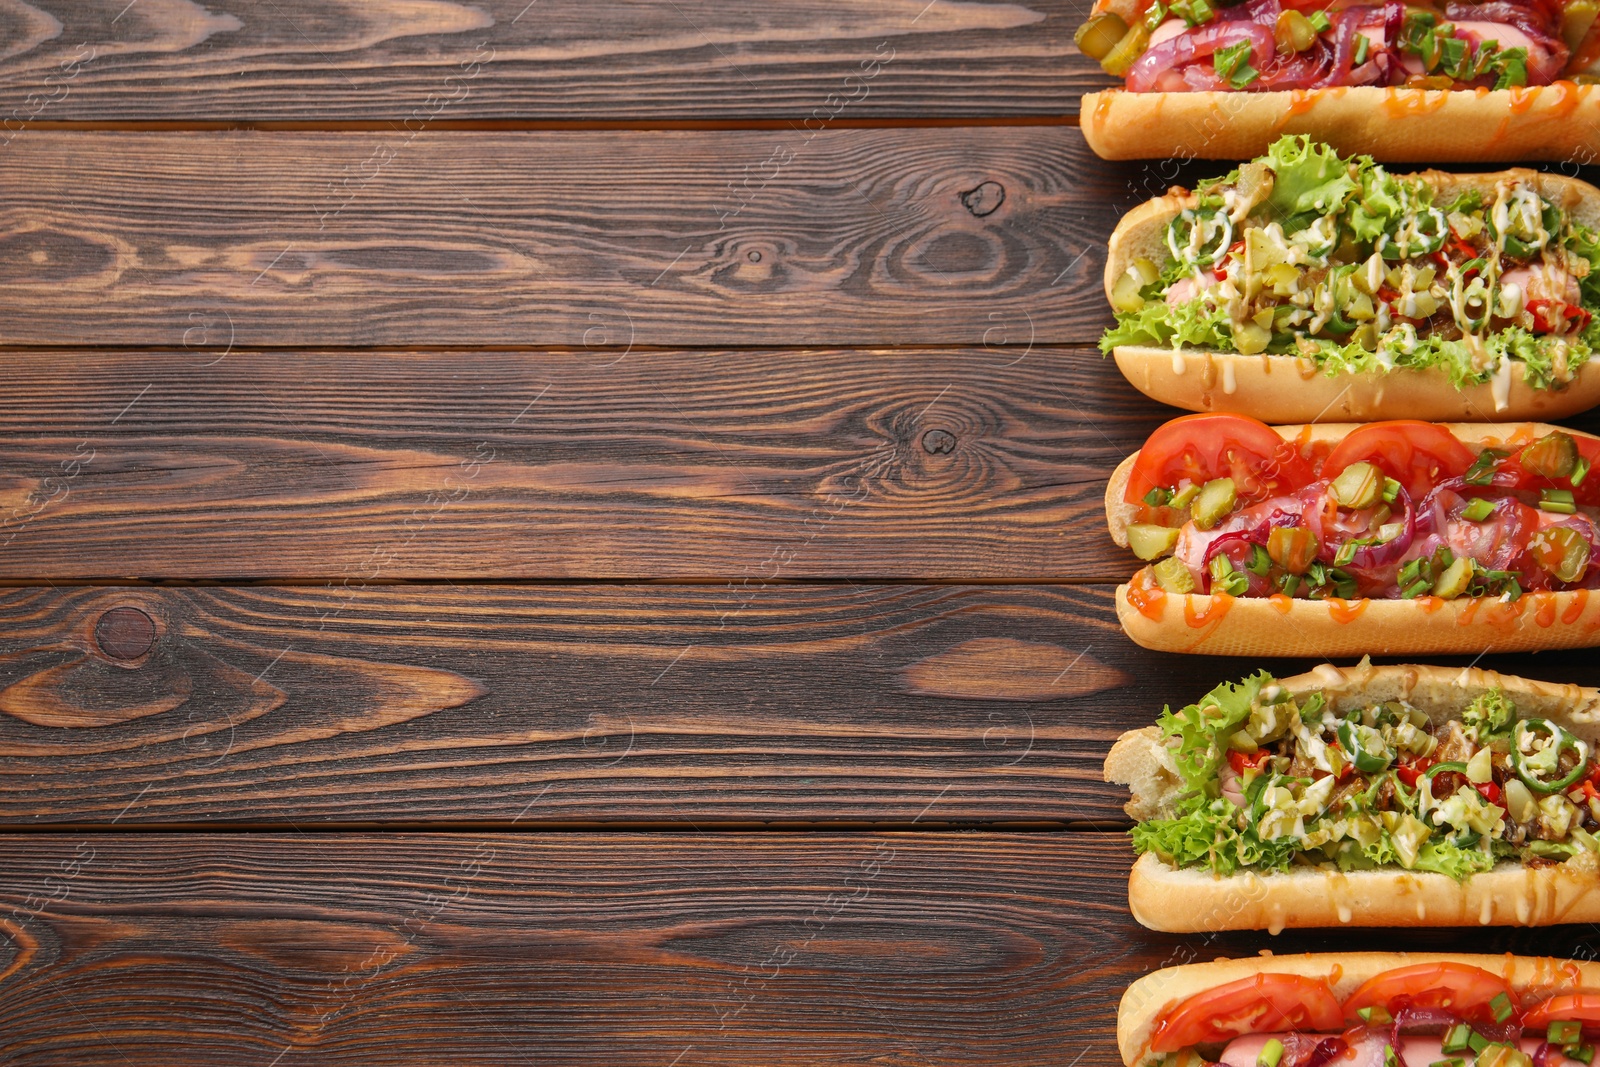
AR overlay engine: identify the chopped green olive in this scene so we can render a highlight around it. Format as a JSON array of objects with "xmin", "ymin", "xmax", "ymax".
[
  {"xmin": 1191, "ymin": 477, "xmax": 1238, "ymax": 530},
  {"xmin": 1331, "ymin": 461, "xmax": 1383, "ymax": 509},
  {"xmin": 1152, "ymin": 556, "xmax": 1196, "ymax": 593},
  {"xmin": 1170, "ymin": 483, "xmax": 1201, "ymax": 509},
  {"xmin": 1275, "ymin": 8, "xmax": 1316, "ymax": 51},
  {"xmin": 1433, "ymin": 556, "xmax": 1473, "ymax": 599},
  {"xmin": 1100, "ymin": 21, "xmax": 1150, "ymax": 76},
  {"xmin": 1520, "ymin": 431, "xmax": 1580, "ymax": 480},
  {"xmin": 1074, "ymin": 12, "xmax": 1129, "ymax": 60},
  {"xmin": 1127, "ymin": 523, "xmax": 1181, "ymax": 561},
  {"xmin": 1233, "ymin": 319, "xmax": 1271, "ymax": 355}
]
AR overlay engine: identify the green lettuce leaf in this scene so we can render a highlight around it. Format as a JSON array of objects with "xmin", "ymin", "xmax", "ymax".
[
  {"xmin": 1155, "ymin": 670, "xmax": 1273, "ymax": 795},
  {"xmin": 1463, "ymin": 688, "xmax": 1516, "ymax": 738},
  {"xmin": 1264, "ymin": 135, "xmax": 1359, "ymax": 221},
  {"xmin": 1130, "ymin": 795, "xmax": 1302, "ymax": 876},
  {"xmin": 1098, "ymin": 296, "xmax": 1232, "ymax": 354},
  {"xmin": 1346, "ymin": 164, "xmax": 1406, "ymax": 243},
  {"xmin": 1413, "ymin": 838, "xmax": 1498, "ymax": 879}
]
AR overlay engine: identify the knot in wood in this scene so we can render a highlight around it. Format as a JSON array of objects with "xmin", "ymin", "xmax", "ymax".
[
  {"xmin": 95, "ymin": 607, "xmax": 155, "ymax": 661},
  {"xmin": 921, "ymin": 429, "xmax": 957, "ymax": 455},
  {"xmin": 960, "ymin": 181, "xmax": 1005, "ymax": 218}
]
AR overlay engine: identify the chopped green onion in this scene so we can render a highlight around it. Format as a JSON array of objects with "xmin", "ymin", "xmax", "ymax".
[
  {"xmin": 1357, "ymin": 1005, "xmax": 1394, "ymax": 1025},
  {"xmin": 1258, "ymin": 1038, "xmax": 1285, "ymax": 1067},
  {"xmin": 1308, "ymin": 9, "xmax": 1330, "ymax": 30},
  {"xmin": 1428, "ymin": 1060, "xmax": 1468, "ymax": 1067},
  {"xmin": 1402, "ymin": 578, "xmax": 1433, "ymax": 599},
  {"xmin": 1442, "ymin": 1024, "xmax": 1475, "ymax": 1054},
  {"xmin": 1382, "ymin": 478, "xmax": 1401, "ymax": 503},
  {"xmin": 1399, "ymin": 558, "xmax": 1425, "ymax": 585},
  {"xmin": 1541, "ymin": 488, "xmax": 1577, "ymax": 514},
  {"xmin": 1463, "ymin": 497, "xmax": 1495, "ymax": 522},
  {"xmin": 1143, "ymin": 487, "xmax": 1172, "ymax": 507},
  {"xmin": 1277, "ymin": 573, "xmax": 1301, "ymax": 597},
  {"xmin": 1574, "ymin": 457, "xmax": 1592, "ymax": 487},
  {"xmin": 1335, "ymin": 541, "xmax": 1359, "ymax": 566},
  {"xmin": 1490, "ymin": 992, "xmax": 1514, "ymax": 1024},
  {"xmin": 1353, "ymin": 34, "xmax": 1370, "ymax": 65},
  {"xmin": 1468, "ymin": 1031, "xmax": 1490, "ymax": 1055},
  {"xmin": 1550, "ymin": 1022, "xmax": 1586, "ymax": 1046},
  {"xmin": 1246, "ymin": 544, "xmax": 1272, "ymax": 577},
  {"xmin": 1569, "ymin": 1045, "xmax": 1596, "ymax": 1065}
]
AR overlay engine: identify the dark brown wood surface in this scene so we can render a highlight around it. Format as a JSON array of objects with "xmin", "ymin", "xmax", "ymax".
[
  {"xmin": 0, "ymin": 346, "xmax": 1152, "ymax": 581},
  {"xmin": 4, "ymin": 5, "xmax": 1598, "ymax": 1063},
  {"xmin": 0, "ymin": 834, "xmax": 1593, "ymax": 1067},
  {"xmin": 0, "ymin": 129, "xmax": 1143, "ymax": 348},
  {"xmin": 0, "ymin": 0, "xmax": 1105, "ymax": 122},
  {"xmin": 8, "ymin": 583, "xmax": 1600, "ymax": 828}
]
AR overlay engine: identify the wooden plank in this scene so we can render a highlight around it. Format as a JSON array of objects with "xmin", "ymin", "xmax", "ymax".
[
  {"xmin": 0, "ymin": 129, "xmax": 1135, "ymax": 347},
  {"xmin": 0, "ymin": 346, "xmax": 1158, "ymax": 581},
  {"xmin": 0, "ymin": 582, "xmax": 1139, "ymax": 827},
  {"xmin": 0, "ymin": 833, "xmax": 1592, "ymax": 1066},
  {"xmin": 9, "ymin": 582, "xmax": 1600, "ymax": 828},
  {"xmin": 0, "ymin": 0, "xmax": 1104, "ymax": 123}
]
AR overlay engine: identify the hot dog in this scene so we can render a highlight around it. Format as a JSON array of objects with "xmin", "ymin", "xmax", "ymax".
[
  {"xmin": 1103, "ymin": 139, "xmax": 1600, "ymax": 422},
  {"xmin": 1119, "ymin": 953, "xmax": 1600, "ymax": 1067},
  {"xmin": 1106, "ymin": 414, "xmax": 1600, "ymax": 656},
  {"xmin": 1105, "ymin": 660, "xmax": 1600, "ymax": 932},
  {"xmin": 1076, "ymin": 0, "xmax": 1600, "ymax": 159}
]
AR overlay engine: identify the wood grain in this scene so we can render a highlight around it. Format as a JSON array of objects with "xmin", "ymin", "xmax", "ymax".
[
  {"xmin": 0, "ymin": 346, "xmax": 1158, "ymax": 581},
  {"xmin": 0, "ymin": 582, "xmax": 1143, "ymax": 827},
  {"xmin": 8, "ymin": 582, "xmax": 1600, "ymax": 828},
  {"xmin": 0, "ymin": 0, "xmax": 1105, "ymax": 123},
  {"xmin": 0, "ymin": 833, "xmax": 1592, "ymax": 1066},
  {"xmin": 0, "ymin": 129, "xmax": 1147, "ymax": 347}
]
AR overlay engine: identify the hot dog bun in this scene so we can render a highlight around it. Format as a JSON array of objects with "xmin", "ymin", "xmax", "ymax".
[
  {"xmin": 1081, "ymin": 83, "xmax": 1600, "ymax": 161},
  {"xmin": 1104, "ymin": 171, "xmax": 1600, "ymax": 422},
  {"xmin": 1106, "ymin": 421, "xmax": 1600, "ymax": 656},
  {"xmin": 1106, "ymin": 660, "xmax": 1600, "ymax": 932},
  {"xmin": 1119, "ymin": 952, "xmax": 1600, "ymax": 1067}
]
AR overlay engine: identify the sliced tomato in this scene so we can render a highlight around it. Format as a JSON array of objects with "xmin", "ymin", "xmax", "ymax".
[
  {"xmin": 1525, "ymin": 994, "xmax": 1600, "ymax": 1029},
  {"xmin": 1506, "ymin": 432, "xmax": 1600, "ymax": 508},
  {"xmin": 1126, "ymin": 414, "xmax": 1315, "ymax": 508},
  {"xmin": 1342, "ymin": 963, "xmax": 1519, "ymax": 1025},
  {"xmin": 1321, "ymin": 422, "xmax": 1477, "ymax": 501},
  {"xmin": 1151, "ymin": 973, "xmax": 1344, "ymax": 1052}
]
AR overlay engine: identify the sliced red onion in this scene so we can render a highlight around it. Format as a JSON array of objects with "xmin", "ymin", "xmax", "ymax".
[
  {"xmin": 1301, "ymin": 485, "xmax": 1415, "ymax": 571},
  {"xmin": 1443, "ymin": 494, "xmax": 1531, "ymax": 571},
  {"xmin": 1384, "ymin": 0, "xmax": 1406, "ymax": 40},
  {"xmin": 1445, "ymin": 0, "xmax": 1562, "ymax": 37},
  {"xmin": 1246, "ymin": 0, "xmax": 1283, "ymax": 27},
  {"xmin": 1316, "ymin": 7, "xmax": 1379, "ymax": 86},
  {"xmin": 1305, "ymin": 1037, "xmax": 1349, "ymax": 1067},
  {"xmin": 1389, "ymin": 1003, "xmax": 1464, "ymax": 1034},
  {"xmin": 1253, "ymin": 38, "xmax": 1334, "ymax": 88},
  {"xmin": 1126, "ymin": 20, "xmax": 1277, "ymax": 92},
  {"xmin": 1415, "ymin": 471, "xmax": 1521, "ymax": 535}
]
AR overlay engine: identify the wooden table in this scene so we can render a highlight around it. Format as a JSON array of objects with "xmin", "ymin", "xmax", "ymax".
[{"xmin": 2, "ymin": 3, "xmax": 1598, "ymax": 1063}]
